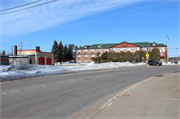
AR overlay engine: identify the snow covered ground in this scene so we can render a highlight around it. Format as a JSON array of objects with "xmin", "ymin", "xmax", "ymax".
[
  {"xmin": 0, "ymin": 62, "xmax": 178, "ymax": 82},
  {"xmin": 162, "ymin": 62, "xmax": 178, "ymax": 65},
  {"xmin": 0, "ymin": 62, "xmax": 147, "ymax": 82}
]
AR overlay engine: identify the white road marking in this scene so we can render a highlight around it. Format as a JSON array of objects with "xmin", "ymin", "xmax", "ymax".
[
  {"xmin": 9, "ymin": 90, "xmax": 19, "ymax": 93},
  {"xmin": 1, "ymin": 92, "xmax": 7, "ymax": 95},
  {"xmin": 107, "ymin": 102, "xmax": 112, "ymax": 107},
  {"xmin": 162, "ymin": 98, "xmax": 180, "ymax": 101},
  {"xmin": 1, "ymin": 78, "xmax": 84, "ymax": 95}
]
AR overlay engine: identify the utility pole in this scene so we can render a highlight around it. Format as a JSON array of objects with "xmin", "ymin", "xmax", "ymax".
[
  {"xmin": 11, "ymin": 46, "xmax": 13, "ymax": 56},
  {"xmin": 20, "ymin": 43, "xmax": 23, "ymax": 50},
  {"xmin": 20, "ymin": 43, "xmax": 23, "ymax": 55},
  {"xmin": 166, "ymin": 36, "xmax": 169, "ymax": 63}
]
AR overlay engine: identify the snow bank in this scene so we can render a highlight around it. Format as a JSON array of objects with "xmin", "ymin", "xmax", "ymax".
[
  {"xmin": 0, "ymin": 62, "xmax": 146, "ymax": 82},
  {"xmin": 162, "ymin": 62, "xmax": 176, "ymax": 65}
]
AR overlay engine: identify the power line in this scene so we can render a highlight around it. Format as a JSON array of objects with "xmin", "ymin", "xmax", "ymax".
[
  {"xmin": 0, "ymin": 0, "xmax": 42, "ymax": 12},
  {"xmin": 0, "ymin": 0, "xmax": 58, "ymax": 15},
  {"xmin": 36, "ymin": 12, "xmax": 90, "ymax": 39},
  {"xmin": 2, "ymin": 17, "xmax": 57, "ymax": 41}
]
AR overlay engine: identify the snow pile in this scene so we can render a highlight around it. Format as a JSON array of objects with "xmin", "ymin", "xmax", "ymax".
[
  {"xmin": 0, "ymin": 65, "xmax": 11, "ymax": 72},
  {"xmin": 162, "ymin": 62, "xmax": 176, "ymax": 65},
  {"xmin": 0, "ymin": 62, "xmax": 146, "ymax": 81}
]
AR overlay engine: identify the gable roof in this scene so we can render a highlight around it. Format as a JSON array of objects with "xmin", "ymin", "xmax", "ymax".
[
  {"xmin": 76, "ymin": 42, "xmax": 167, "ymax": 49},
  {"xmin": 110, "ymin": 41, "xmax": 141, "ymax": 48}
]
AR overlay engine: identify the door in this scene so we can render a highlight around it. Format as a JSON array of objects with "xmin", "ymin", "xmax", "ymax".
[
  {"xmin": 29, "ymin": 59, "xmax": 32, "ymax": 64},
  {"xmin": 39, "ymin": 57, "xmax": 44, "ymax": 65},
  {"xmin": 46, "ymin": 58, "xmax": 51, "ymax": 65}
]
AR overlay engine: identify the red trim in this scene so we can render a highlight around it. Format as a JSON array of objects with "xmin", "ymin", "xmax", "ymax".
[
  {"xmin": 37, "ymin": 51, "xmax": 54, "ymax": 54},
  {"xmin": 110, "ymin": 42, "xmax": 141, "ymax": 48},
  {"xmin": 17, "ymin": 49, "xmax": 36, "ymax": 51}
]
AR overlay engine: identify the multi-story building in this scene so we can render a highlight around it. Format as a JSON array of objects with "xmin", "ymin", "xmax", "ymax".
[{"xmin": 75, "ymin": 41, "xmax": 167, "ymax": 63}]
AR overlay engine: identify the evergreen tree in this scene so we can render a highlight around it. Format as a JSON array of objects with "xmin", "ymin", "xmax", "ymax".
[
  {"xmin": 117, "ymin": 52, "xmax": 125, "ymax": 62},
  {"xmin": 150, "ymin": 47, "xmax": 160, "ymax": 61},
  {"xmin": 62, "ymin": 44, "xmax": 68, "ymax": 61},
  {"xmin": 58, "ymin": 41, "xmax": 63, "ymax": 62},
  {"xmin": 124, "ymin": 51, "xmax": 133, "ymax": 62},
  {"xmin": 2, "ymin": 50, "xmax": 6, "ymax": 55},
  {"xmin": 134, "ymin": 50, "xmax": 146, "ymax": 62},
  {"xmin": 74, "ymin": 46, "xmax": 78, "ymax": 63},
  {"xmin": 51, "ymin": 40, "xmax": 59, "ymax": 62},
  {"xmin": 101, "ymin": 51, "xmax": 109, "ymax": 62},
  {"xmin": 67, "ymin": 44, "xmax": 74, "ymax": 61}
]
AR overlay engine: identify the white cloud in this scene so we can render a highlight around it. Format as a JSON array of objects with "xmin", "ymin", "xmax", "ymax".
[{"xmin": 1, "ymin": 0, "xmax": 140, "ymax": 35}]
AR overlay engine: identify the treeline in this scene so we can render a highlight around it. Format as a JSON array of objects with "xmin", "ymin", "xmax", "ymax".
[
  {"xmin": 1, "ymin": 50, "xmax": 6, "ymax": 55},
  {"xmin": 91, "ymin": 47, "xmax": 161, "ymax": 63},
  {"xmin": 51, "ymin": 40, "xmax": 75, "ymax": 62}
]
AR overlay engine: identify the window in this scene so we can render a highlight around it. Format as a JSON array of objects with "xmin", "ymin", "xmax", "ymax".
[
  {"xmin": 78, "ymin": 50, "xmax": 81, "ymax": 52},
  {"xmin": 123, "ymin": 48, "xmax": 126, "ymax": 52},
  {"xmin": 112, "ymin": 48, "xmax": 115, "ymax": 51},
  {"xmin": 160, "ymin": 47, "xmax": 164, "ymax": 52},
  {"xmin": 78, "ymin": 55, "xmax": 81, "ymax": 57},
  {"xmin": 91, "ymin": 49, "xmax": 94, "ymax": 52},
  {"xmin": 119, "ymin": 48, "xmax": 123, "ymax": 51},
  {"xmin": 91, "ymin": 60, "xmax": 94, "ymax": 63},
  {"xmin": 84, "ymin": 55, "xmax": 87, "ymax": 57},
  {"xmin": 84, "ymin": 60, "xmax": 87, "ymax": 63},
  {"xmin": 135, "ymin": 48, "xmax": 139, "ymax": 51},
  {"xmin": 78, "ymin": 60, "xmax": 81, "ymax": 63},
  {"xmin": 98, "ymin": 49, "xmax": 101, "ymax": 52},
  {"xmin": 105, "ymin": 49, "xmax": 108, "ymax": 51},
  {"xmin": 91, "ymin": 55, "xmax": 94, "ymax": 57},
  {"xmin": 127, "ymin": 48, "xmax": 131, "ymax": 51},
  {"xmin": 143, "ymin": 48, "xmax": 147, "ymax": 50},
  {"xmin": 84, "ymin": 50, "xmax": 87, "ymax": 52}
]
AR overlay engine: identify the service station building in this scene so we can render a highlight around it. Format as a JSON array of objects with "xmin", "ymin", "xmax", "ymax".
[{"xmin": 9, "ymin": 46, "xmax": 54, "ymax": 65}]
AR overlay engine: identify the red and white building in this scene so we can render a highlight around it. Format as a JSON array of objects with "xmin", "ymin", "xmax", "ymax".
[
  {"xmin": 9, "ymin": 46, "xmax": 54, "ymax": 65},
  {"xmin": 75, "ymin": 42, "xmax": 167, "ymax": 63}
]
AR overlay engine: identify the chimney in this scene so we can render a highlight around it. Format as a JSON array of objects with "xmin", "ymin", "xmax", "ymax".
[
  {"xmin": 36, "ymin": 46, "xmax": 40, "ymax": 52},
  {"xmin": 14, "ymin": 45, "xmax": 17, "ymax": 56}
]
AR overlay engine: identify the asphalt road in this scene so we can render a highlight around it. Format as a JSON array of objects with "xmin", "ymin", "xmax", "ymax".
[{"xmin": 1, "ymin": 65, "xmax": 179, "ymax": 118}]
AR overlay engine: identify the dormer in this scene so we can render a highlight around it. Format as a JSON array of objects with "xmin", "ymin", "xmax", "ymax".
[
  {"xmin": 84, "ymin": 45, "xmax": 89, "ymax": 48},
  {"xmin": 151, "ymin": 42, "xmax": 156, "ymax": 46},
  {"xmin": 98, "ymin": 44, "xmax": 101, "ymax": 48}
]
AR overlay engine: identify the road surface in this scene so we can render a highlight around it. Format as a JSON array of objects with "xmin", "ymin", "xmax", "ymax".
[{"xmin": 1, "ymin": 65, "xmax": 179, "ymax": 118}]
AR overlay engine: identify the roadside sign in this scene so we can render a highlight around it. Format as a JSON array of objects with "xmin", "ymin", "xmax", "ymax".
[
  {"xmin": 145, "ymin": 53, "xmax": 149, "ymax": 57},
  {"xmin": 145, "ymin": 53, "xmax": 149, "ymax": 59}
]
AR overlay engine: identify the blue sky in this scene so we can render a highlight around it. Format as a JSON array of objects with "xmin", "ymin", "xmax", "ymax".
[{"xmin": 0, "ymin": 0, "xmax": 179, "ymax": 57}]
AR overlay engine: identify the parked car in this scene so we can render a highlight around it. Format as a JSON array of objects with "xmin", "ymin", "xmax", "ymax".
[{"xmin": 148, "ymin": 60, "xmax": 162, "ymax": 66}]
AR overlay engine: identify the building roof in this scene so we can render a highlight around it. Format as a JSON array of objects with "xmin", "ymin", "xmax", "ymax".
[
  {"xmin": 9, "ymin": 55, "xmax": 28, "ymax": 58},
  {"xmin": 76, "ymin": 42, "xmax": 167, "ymax": 49},
  {"xmin": 77, "ymin": 43, "xmax": 117, "ymax": 49},
  {"xmin": 131, "ymin": 42, "xmax": 167, "ymax": 47}
]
